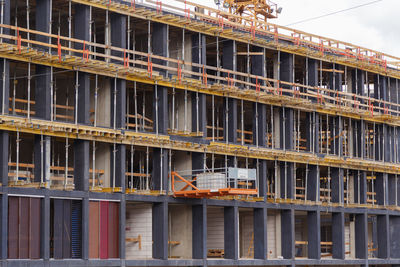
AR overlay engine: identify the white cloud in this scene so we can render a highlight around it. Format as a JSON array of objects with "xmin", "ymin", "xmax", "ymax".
[{"xmin": 195, "ymin": 0, "xmax": 400, "ymax": 58}]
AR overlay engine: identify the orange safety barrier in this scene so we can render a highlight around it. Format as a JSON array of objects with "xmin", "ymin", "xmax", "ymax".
[
  {"xmin": 147, "ymin": 54, "xmax": 153, "ymax": 78},
  {"xmin": 251, "ymin": 25, "xmax": 256, "ymax": 40},
  {"xmin": 202, "ymin": 65, "xmax": 207, "ymax": 86},
  {"xmin": 131, "ymin": 0, "xmax": 135, "ymax": 10},
  {"xmin": 317, "ymin": 88, "xmax": 322, "ymax": 104},
  {"xmin": 368, "ymin": 97, "xmax": 374, "ymax": 117},
  {"xmin": 336, "ymin": 91, "xmax": 341, "ymax": 110},
  {"xmin": 57, "ymin": 35, "xmax": 62, "ymax": 63},
  {"xmin": 156, "ymin": 1, "xmax": 162, "ymax": 14},
  {"xmin": 319, "ymin": 41, "xmax": 324, "ymax": 54},
  {"xmin": 123, "ymin": 49, "xmax": 129, "ymax": 68},
  {"xmin": 384, "ymin": 104, "xmax": 389, "ymax": 115},
  {"xmin": 255, "ymin": 77, "xmax": 260, "ymax": 92},
  {"xmin": 82, "ymin": 41, "xmax": 89, "ymax": 62},
  {"xmin": 293, "ymin": 87, "xmax": 300, "ymax": 98},
  {"xmin": 218, "ymin": 16, "xmax": 224, "ymax": 30},
  {"xmin": 227, "ymin": 72, "xmax": 233, "ymax": 87},
  {"xmin": 17, "ymin": 27, "xmax": 21, "ymax": 54}
]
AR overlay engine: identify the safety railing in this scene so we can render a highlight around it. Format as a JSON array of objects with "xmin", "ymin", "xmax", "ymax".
[{"xmin": 1, "ymin": 23, "xmax": 400, "ymax": 122}]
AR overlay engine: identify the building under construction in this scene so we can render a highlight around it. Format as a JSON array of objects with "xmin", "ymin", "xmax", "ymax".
[{"xmin": 1, "ymin": 0, "xmax": 400, "ymax": 265}]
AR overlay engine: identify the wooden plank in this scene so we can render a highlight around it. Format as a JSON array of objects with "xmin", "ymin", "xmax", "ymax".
[
  {"xmin": 53, "ymin": 199, "xmax": 64, "ymax": 259},
  {"xmin": 108, "ymin": 202, "xmax": 119, "ymax": 258},
  {"xmin": 19, "ymin": 197, "xmax": 30, "ymax": 259}
]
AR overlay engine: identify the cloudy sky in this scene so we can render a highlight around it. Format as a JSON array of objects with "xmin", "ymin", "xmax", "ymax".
[{"xmin": 195, "ymin": 0, "xmax": 400, "ymax": 58}]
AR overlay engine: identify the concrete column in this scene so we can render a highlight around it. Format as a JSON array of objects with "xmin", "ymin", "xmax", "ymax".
[
  {"xmin": 192, "ymin": 202, "xmax": 207, "ymax": 259},
  {"xmin": 376, "ymin": 173, "xmax": 388, "ymax": 206},
  {"xmin": 191, "ymin": 93, "xmax": 206, "ymax": 137},
  {"xmin": 191, "ymin": 33, "xmax": 206, "ymax": 74},
  {"xmin": 352, "ymin": 69, "xmax": 365, "ymax": 97},
  {"xmin": 253, "ymin": 103, "xmax": 267, "ymax": 147},
  {"xmin": 33, "ymin": 135, "xmax": 50, "ymax": 184},
  {"xmin": 152, "ymin": 23, "xmax": 168, "ymax": 73},
  {"xmin": 35, "ymin": 65, "xmax": 51, "ymax": 120},
  {"xmin": 152, "ymin": 202, "xmax": 168, "ymax": 259},
  {"xmin": 390, "ymin": 216, "xmax": 400, "ymax": 258},
  {"xmin": 35, "ymin": 0, "xmax": 51, "ymax": 46},
  {"xmin": 377, "ymin": 214, "xmax": 389, "ymax": 258},
  {"xmin": 41, "ymin": 196, "xmax": 50, "ymax": 259},
  {"xmin": 306, "ymin": 112, "xmax": 319, "ymax": 153},
  {"xmin": 332, "ymin": 212, "xmax": 345, "ymax": 259},
  {"xmin": 355, "ymin": 213, "xmax": 368, "ymax": 259},
  {"xmin": 81, "ymin": 197, "xmax": 89, "ymax": 259},
  {"xmin": 281, "ymin": 209, "xmax": 294, "ymax": 259},
  {"xmin": 388, "ymin": 174, "xmax": 397, "ymax": 206},
  {"xmin": 0, "ymin": 194, "xmax": 7, "ymax": 259},
  {"xmin": 308, "ymin": 58, "xmax": 318, "ymax": 89},
  {"xmin": 331, "ymin": 167, "xmax": 344, "ymax": 203},
  {"xmin": 224, "ymin": 98, "xmax": 237, "ymax": 143},
  {"xmin": 0, "ymin": 59, "xmax": 9, "ymax": 115},
  {"xmin": 280, "ymin": 52, "xmax": 293, "ymax": 94},
  {"xmin": 354, "ymin": 170, "xmax": 367, "ymax": 204},
  {"xmin": 280, "ymin": 107, "xmax": 294, "ymax": 150},
  {"xmin": 0, "ymin": 131, "xmax": 8, "ymax": 186},
  {"xmin": 334, "ymin": 116, "xmax": 343, "ymax": 156},
  {"xmin": 74, "ymin": 140, "xmax": 89, "ymax": 191},
  {"xmin": 383, "ymin": 125, "xmax": 391, "ymax": 162},
  {"xmin": 119, "ymin": 195, "xmax": 126, "ymax": 260},
  {"xmin": 280, "ymin": 161, "xmax": 294, "ymax": 199},
  {"xmin": 307, "ymin": 210, "xmax": 321, "ymax": 259},
  {"xmin": 74, "ymin": 4, "xmax": 90, "ymax": 55},
  {"xmin": 258, "ymin": 160, "xmax": 267, "ymax": 197},
  {"xmin": 110, "ymin": 144, "xmax": 126, "ymax": 190},
  {"xmin": 222, "ymin": 40, "xmax": 237, "ymax": 144},
  {"xmin": 307, "ymin": 164, "xmax": 319, "ymax": 202},
  {"xmin": 224, "ymin": 206, "xmax": 238, "ymax": 260},
  {"xmin": 152, "ymin": 148, "xmax": 168, "ymax": 191},
  {"xmin": 254, "ymin": 207, "xmax": 267, "ymax": 260}
]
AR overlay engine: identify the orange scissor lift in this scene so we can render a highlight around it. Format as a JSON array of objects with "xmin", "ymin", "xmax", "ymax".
[{"xmin": 170, "ymin": 169, "xmax": 258, "ymax": 198}]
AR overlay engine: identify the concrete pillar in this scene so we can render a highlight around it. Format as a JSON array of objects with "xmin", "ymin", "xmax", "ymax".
[
  {"xmin": 191, "ymin": 33, "xmax": 206, "ymax": 74},
  {"xmin": 119, "ymin": 195, "xmax": 126, "ymax": 260},
  {"xmin": 306, "ymin": 112, "xmax": 319, "ymax": 153},
  {"xmin": 191, "ymin": 93, "xmax": 206, "ymax": 137},
  {"xmin": 110, "ymin": 144, "xmax": 126, "ymax": 190},
  {"xmin": 307, "ymin": 210, "xmax": 321, "ymax": 259},
  {"xmin": 334, "ymin": 116, "xmax": 343, "ymax": 156},
  {"xmin": 332, "ymin": 212, "xmax": 345, "ymax": 259},
  {"xmin": 224, "ymin": 98, "xmax": 237, "ymax": 143},
  {"xmin": 377, "ymin": 214, "xmax": 389, "ymax": 258},
  {"xmin": 383, "ymin": 124, "xmax": 391, "ymax": 162},
  {"xmin": 307, "ymin": 164, "xmax": 319, "ymax": 202},
  {"xmin": 258, "ymin": 160, "xmax": 267, "ymax": 197},
  {"xmin": 192, "ymin": 203, "xmax": 207, "ymax": 259},
  {"xmin": 280, "ymin": 107, "xmax": 294, "ymax": 150},
  {"xmin": 253, "ymin": 103, "xmax": 267, "ymax": 147},
  {"xmin": 73, "ymin": 5, "xmax": 91, "ymax": 192},
  {"xmin": 152, "ymin": 23, "xmax": 168, "ymax": 72},
  {"xmin": 222, "ymin": 40, "xmax": 237, "ymax": 144},
  {"xmin": 152, "ymin": 148, "xmax": 168, "ymax": 191},
  {"xmin": 281, "ymin": 209, "xmax": 294, "ymax": 259},
  {"xmin": 355, "ymin": 213, "xmax": 368, "ymax": 259},
  {"xmin": 74, "ymin": 140, "xmax": 89, "ymax": 191},
  {"xmin": 41, "ymin": 196, "xmax": 50, "ymax": 259},
  {"xmin": 0, "ymin": 131, "xmax": 8, "ymax": 186},
  {"xmin": 35, "ymin": 65, "xmax": 51, "ymax": 120},
  {"xmin": 0, "ymin": 59, "xmax": 9, "ymax": 115},
  {"xmin": 388, "ymin": 174, "xmax": 397, "ymax": 206},
  {"xmin": 352, "ymin": 69, "xmax": 365, "ymax": 97},
  {"xmin": 331, "ymin": 167, "xmax": 344, "ymax": 203},
  {"xmin": 152, "ymin": 202, "xmax": 168, "ymax": 259},
  {"xmin": 33, "ymin": 135, "xmax": 50, "ymax": 184},
  {"xmin": 0, "ymin": 194, "xmax": 7, "ymax": 259},
  {"xmin": 354, "ymin": 170, "xmax": 367, "ymax": 204},
  {"xmin": 390, "ymin": 216, "xmax": 400, "ymax": 258},
  {"xmin": 254, "ymin": 207, "xmax": 267, "ymax": 260},
  {"xmin": 81, "ymin": 197, "xmax": 89, "ymax": 260},
  {"xmin": 224, "ymin": 206, "xmax": 239, "ymax": 260},
  {"xmin": 280, "ymin": 161, "xmax": 294, "ymax": 199},
  {"xmin": 280, "ymin": 52, "xmax": 293, "ymax": 94},
  {"xmin": 35, "ymin": 0, "xmax": 51, "ymax": 46},
  {"xmin": 376, "ymin": 173, "xmax": 388, "ymax": 206}
]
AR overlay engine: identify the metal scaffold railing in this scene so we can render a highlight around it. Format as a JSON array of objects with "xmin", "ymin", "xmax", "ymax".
[{"xmin": 1, "ymin": 24, "xmax": 400, "ymax": 127}]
